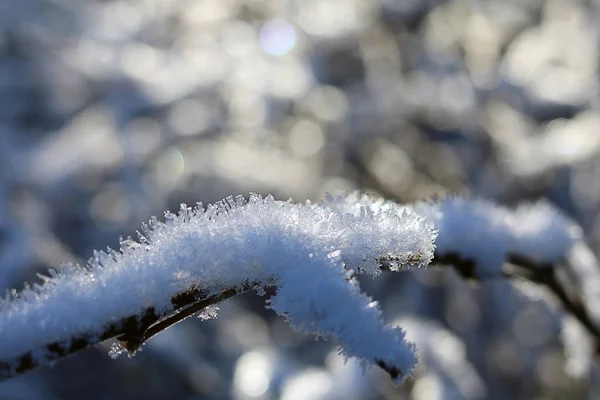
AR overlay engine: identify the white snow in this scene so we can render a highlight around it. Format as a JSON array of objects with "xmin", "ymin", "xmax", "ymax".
[
  {"xmin": 0, "ymin": 192, "xmax": 436, "ymax": 382},
  {"xmin": 324, "ymin": 192, "xmax": 581, "ymax": 274},
  {"xmin": 2, "ymin": 191, "xmax": 585, "ymax": 382},
  {"xmin": 412, "ymin": 197, "xmax": 581, "ymax": 275}
]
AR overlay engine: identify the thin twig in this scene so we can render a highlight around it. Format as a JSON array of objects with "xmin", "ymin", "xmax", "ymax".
[
  {"xmin": 0, "ymin": 282, "xmax": 248, "ymax": 381},
  {"xmin": 122, "ymin": 282, "xmax": 260, "ymax": 353},
  {"xmin": 507, "ymin": 253, "xmax": 600, "ymax": 353},
  {"xmin": 432, "ymin": 252, "xmax": 600, "ymax": 354}
]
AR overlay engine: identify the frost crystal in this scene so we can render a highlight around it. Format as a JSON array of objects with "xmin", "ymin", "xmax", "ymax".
[
  {"xmin": 197, "ymin": 305, "xmax": 219, "ymax": 321},
  {"xmin": 108, "ymin": 342, "xmax": 126, "ymax": 360},
  {"xmin": 0, "ymin": 192, "xmax": 436, "ymax": 382}
]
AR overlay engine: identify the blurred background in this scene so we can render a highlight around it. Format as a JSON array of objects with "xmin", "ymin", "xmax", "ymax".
[{"xmin": 1, "ymin": 0, "xmax": 600, "ymax": 398}]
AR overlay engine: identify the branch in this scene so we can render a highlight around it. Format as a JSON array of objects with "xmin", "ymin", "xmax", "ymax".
[
  {"xmin": 432, "ymin": 250, "xmax": 600, "ymax": 356},
  {"xmin": 0, "ymin": 281, "xmax": 259, "ymax": 381},
  {"xmin": 0, "ymin": 193, "xmax": 435, "ymax": 382},
  {"xmin": 3, "ymin": 192, "xmax": 594, "ymax": 385},
  {"xmin": 407, "ymin": 195, "xmax": 600, "ymax": 360}
]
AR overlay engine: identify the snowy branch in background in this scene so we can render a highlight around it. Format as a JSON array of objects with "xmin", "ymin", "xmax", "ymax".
[
  {"xmin": 412, "ymin": 197, "xmax": 580, "ymax": 275},
  {"xmin": 413, "ymin": 196, "xmax": 600, "ymax": 365},
  {"xmin": 0, "ymin": 193, "xmax": 436, "ymax": 382}
]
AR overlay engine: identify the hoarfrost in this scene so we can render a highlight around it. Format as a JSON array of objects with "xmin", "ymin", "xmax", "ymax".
[{"xmin": 0, "ymin": 192, "xmax": 436, "ymax": 382}]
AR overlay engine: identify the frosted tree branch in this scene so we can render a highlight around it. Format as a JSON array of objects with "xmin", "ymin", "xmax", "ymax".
[
  {"xmin": 1, "ymin": 192, "xmax": 598, "ymax": 385},
  {"xmin": 416, "ymin": 197, "xmax": 600, "ymax": 355},
  {"xmin": 0, "ymin": 193, "xmax": 436, "ymax": 382}
]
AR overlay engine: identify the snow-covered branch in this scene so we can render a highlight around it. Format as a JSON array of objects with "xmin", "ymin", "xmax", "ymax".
[
  {"xmin": 1, "ymin": 192, "xmax": 598, "ymax": 386},
  {"xmin": 0, "ymin": 193, "xmax": 436, "ymax": 382}
]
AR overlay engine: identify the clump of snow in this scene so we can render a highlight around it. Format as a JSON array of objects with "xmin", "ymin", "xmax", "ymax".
[
  {"xmin": 411, "ymin": 197, "xmax": 581, "ymax": 275},
  {"xmin": 197, "ymin": 305, "xmax": 219, "ymax": 321},
  {"xmin": 0, "ymin": 192, "xmax": 436, "ymax": 382},
  {"xmin": 319, "ymin": 192, "xmax": 435, "ymax": 273}
]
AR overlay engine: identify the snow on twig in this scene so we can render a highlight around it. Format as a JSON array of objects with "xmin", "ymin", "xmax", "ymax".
[
  {"xmin": 0, "ymin": 193, "xmax": 436, "ymax": 382},
  {"xmin": 1, "ymin": 191, "xmax": 597, "ymax": 385},
  {"xmin": 412, "ymin": 196, "xmax": 581, "ymax": 275},
  {"xmin": 331, "ymin": 192, "xmax": 582, "ymax": 274}
]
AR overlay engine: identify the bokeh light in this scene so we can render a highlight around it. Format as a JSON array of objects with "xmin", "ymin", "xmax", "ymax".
[{"xmin": 259, "ymin": 19, "xmax": 296, "ymax": 56}]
